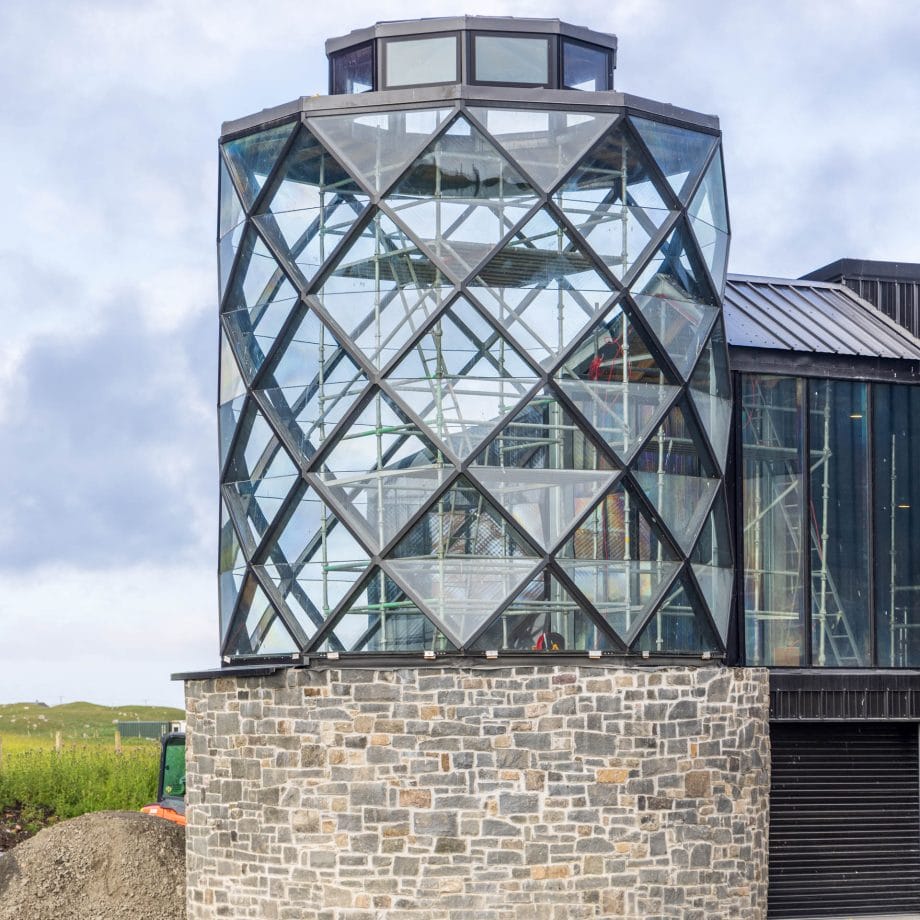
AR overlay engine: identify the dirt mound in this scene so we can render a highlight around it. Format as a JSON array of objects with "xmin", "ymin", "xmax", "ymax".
[{"xmin": 0, "ymin": 811, "xmax": 185, "ymax": 920}]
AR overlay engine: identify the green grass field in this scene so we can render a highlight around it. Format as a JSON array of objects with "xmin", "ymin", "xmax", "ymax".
[{"xmin": 0, "ymin": 702, "xmax": 185, "ymax": 837}]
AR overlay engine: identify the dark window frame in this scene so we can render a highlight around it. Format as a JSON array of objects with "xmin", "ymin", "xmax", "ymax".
[
  {"xmin": 467, "ymin": 31, "xmax": 557, "ymax": 89},
  {"xmin": 379, "ymin": 31, "xmax": 462, "ymax": 90},
  {"xmin": 329, "ymin": 40, "xmax": 376, "ymax": 95},
  {"xmin": 560, "ymin": 37, "xmax": 614, "ymax": 91}
]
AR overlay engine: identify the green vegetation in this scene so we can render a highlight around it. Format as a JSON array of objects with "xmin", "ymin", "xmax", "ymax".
[{"xmin": 0, "ymin": 701, "xmax": 184, "ymax": 837}]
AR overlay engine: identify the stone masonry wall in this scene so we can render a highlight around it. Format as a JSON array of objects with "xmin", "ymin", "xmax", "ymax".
[{"xmin": 185, "ymin": 666, "xmax": 770, "ymax": 919}]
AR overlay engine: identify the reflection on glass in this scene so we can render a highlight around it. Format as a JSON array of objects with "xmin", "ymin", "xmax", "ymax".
[
  {"xmin": 874, "ymin": 384, "xmax": 920, "ymax": 667},
  {"xmin": 474, "ymin": 35, "xmax": 549, "ymax": 84},
  {"xmin": 742, "ymin": 375, "xmax": 805, "ymax": 666},
  {"xmin": 331, "ymin": 43, "xmax": 374, "ymax": 94},
  {"xmin": 808, "ymin": 380, "xmax": 870, "ymax": 666},
  {"xmin": 562, "ymin": 40, "xmax": 611, "ymax": 91},
  {"xmin": 629, "ymin": 117, "xmax": 715, "ymax": 201},
  {"xmin": 385, "ymin": 36, "xmax": 457, "ymax": 87},
  {"xmin": 228, "ymin": 578, "xmax": 297, "ymax": 656},
  {"xmin": 633, "ymin": 575, "xmax": 719, "ymax": 653}
]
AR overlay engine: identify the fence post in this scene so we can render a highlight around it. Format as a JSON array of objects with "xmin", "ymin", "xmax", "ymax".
[
  {"xmin": 114, "ymin": 730, "xmax": 122, "ymax": 754},
  {"xmin": 55, "ymin": 731, "xmax": 62, "ymax": 754},
  {"xmin": 0, "ymin": 735, "xmax": 3, "ymax": 769}
]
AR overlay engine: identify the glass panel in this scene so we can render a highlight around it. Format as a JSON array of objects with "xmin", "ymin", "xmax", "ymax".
[
  {"xmin": 331, "ymin": 42, "xmax": 374, "ymax": 94},
  {"xmin": 320, "ymin": 569, "xmax": 456, "ymax": 653},
  {"xmin": 471, "ymin": 391, "xmax": 618, "ymax": 550},
  {"xmin": 385, "ymin": 36, "xmax": 458, "ymax": 87},
  {"xmin": 474, "ymin": 35, "xmax": 549, "ymax": 84},
  {"xmin": 631, "ymin": 223, "xmax": 718, "ymax": 308},
  {"xmin": 218, "ymin": 395, "xmax": 246, "ymax": 471},
  {"xmin": 309, "ymin": 107, "xmax": 454, "ymax": 194},
  {"xmin": 873, "ymin": 385, "xmax": 920, "ymax": 667},
  {"xmin": 472, "ymin": 571, "xmax": 615, "ymax": 651},
  {"xmin": 741, "ymin": 375, "xmax": 805, "ymax": 667},
  {"xmin": 219, "ymin": 157, "xmax": 245, "ymax": 240},
  {"xmin": 314, "ymin": 212, "xmax": 452, "ymax": 370},
  {"xmin": 259, "ymin": 308, "xmax": 368, "ymax": 461},
  {"xmin": 259, "ymin": 491, "xmax": 370, "ymax": 641},
  {"xmin": 228, "ymin": 578, "xmax": 298, "ymax": 656},
  {"xmin": 688, "ymin": 150, "xmax": 730, "ymax": 290},
  {"xmin": 254, "ymin": 127, "xmax": 369, "ymax": 284},
  {"xmin": 632, "ymin": 293, "xmax": 718, "ymax": 382},
  {"xmin": 467, "ymin": 108, "xmax": 615, "ymax": 194},
  {"xmin": 385, "ymin": 115, "xmax": 538, "ymax": 277},
  {"xmin": 556, "ymin": 481, "xmax": 679, "ymax": 638},
  {"xmin": 690, "ymin": 493, "xmax": 734, "ymax": 644},
  {"xmin": 562, "ymin": 40, "xmax": 611, "ymax": 91},
  {"xmin": 471, "ymin": 208, "xmax": 614, "ymax": 368},
  {"xmin": 632, "ymin": 575, "xmax": 719, "ymax": 653},
  {"xmin": 222, "ymin": 121, "xmax": 296, "ymax": 210},
  {"xmin": 629, "ymin": 117, "xmax": 716, "ymax": 201},
  {"xmin": 385, "ymin": 297, "xmax": 538, "ymax": 459},
  {"xmin": 689, "ymin": 318, "xmax": 733, "ymax": 469},
  {"xmin": 219, "ymin": 330, "xmax": 245, "ymax": 406},
  {"xmin": 554, "ymin": 123, "xmax": 674, "ymax": 280},
  {"xmin": 808, "ymin": 380, "xmax": 870, "ymax": 667},
  {"xmin": 313, "ymin": 391, "xmax": 452, "ymax": 551},
  {"xmin": 218, "ymin": 501, "xmax": 245, "ymax": 642},
  {"xmin": 631, "ymin": 400, "xmax": 720, "ymax": 553},
  {"xmin": 556, "ymin": 302, "xmax": 679, "ymax": 464}
]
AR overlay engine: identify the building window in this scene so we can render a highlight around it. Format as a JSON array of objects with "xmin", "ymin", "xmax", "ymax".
[
  {"xmin": 383, "ymin": 34, "xmax": 459, "ymax": 88},
  {"xmin": 874, "ymin": 384, "xmax": 920, "ymax": 666},
  {"xmin": 472, "ymin": 34, "xmax": 551, "ymax": 85},
  {"xmin": 562, "ymin": 39, "xmax": 612, "ymax": 91},
  {"xmin": 330, "ymin": 42, "xmax": 374, "ymax": 94},
  {"xmin": 742, "ymin": 375, "xmax": 806, "ymax": 666}
]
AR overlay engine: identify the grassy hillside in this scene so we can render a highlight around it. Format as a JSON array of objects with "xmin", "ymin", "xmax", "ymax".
[{"xmin": 0, "ymin": 702, "xmax": 185, "ymax": 748}]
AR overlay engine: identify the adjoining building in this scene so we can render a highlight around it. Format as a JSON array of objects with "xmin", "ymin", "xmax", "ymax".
[{"xmin": 178, "ymin": 17, "xmax": 920, "ymax": 920}]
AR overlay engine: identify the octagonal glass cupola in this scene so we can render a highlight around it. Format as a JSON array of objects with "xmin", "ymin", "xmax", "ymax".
[{"xmin": 216, "ymin": 17, "xmax": 733, "ymax": 665}]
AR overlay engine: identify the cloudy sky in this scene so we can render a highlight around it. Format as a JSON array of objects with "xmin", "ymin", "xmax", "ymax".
[{"xmin": 0, "ymin": 0, "xmax": 917, "ymax": 708}]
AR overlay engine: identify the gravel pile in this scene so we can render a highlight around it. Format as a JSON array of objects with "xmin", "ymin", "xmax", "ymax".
[{"xmin": 0, "ymin": 811, "xmax": 185, "ymax": 920}]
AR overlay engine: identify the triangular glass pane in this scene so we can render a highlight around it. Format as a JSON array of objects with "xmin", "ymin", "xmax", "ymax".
[
  {"xmin": 468, "ymin": 107, "xmax": 616, "ymax": 193},
  {"xmin": 692, "ymin": 564, "xmax": 733, "ymax": 643},
  {"xmin": 554, "ymin": 122, "xmax": 675, "ymax": 279},
  {"xmin": 556, "ymin": 302, "xmax": 679, "ymax": 464},
  {"xmin": 254, "ymin": 127, "xmax": 369, "ymax": 284},
  {"xmin": 319, "ymin": 568, "xmax": 456, "ymax": 653},
  {"xmin": 471, "ymin": 391, "xmax": 618, "ymax": 549},
  {"xmin": 388, "ymin": 557, "xmax": 538, "ymax": 646},
  {"xmin": 688, "ymin": 148, "xmax": 728, "ymax": 232},
  {"xmin": 224, "ymin": 409, "xmax": 299, "ymax": 549},
  {"xmin": 385, "ymin": 115, "xmax": 539, "ymax": 277},
  {"xmin": 309, "ymin": 107, "xmax": 454, "ymax": 194},
  {"xmin": 218, "ymin": 500, "xmax": 246, "ymax": 642},
  {"xmin": 259, "ymin": 490, "xmax": 370, "ymax": 641},
  {"xmin": 315, "ymin": 212, "xmax": 452, "ymax": 369},
  {"xmin": 630, "ymin": 222, "xmax": 718, "ymax": 308},
  {"xmin": 689, "ymin": 318, "xmax": 732, "ymax": 470},
  {"xmin": 219, "ymin": 330, "xmax": 246, "ymax": 406},
  {"xmin": 632, "ymin": 293, "xmax": 719, "ymax": 382},
  {"xmin": 631, "ymin": 574, "xmax": 719, "ymax": 653},
  {"xmin": 313, "ymin": 391, "xmax": 452, "ymax": 551},
  {"xmin": 471, "ymin": 570, "xmax": 615, "ymax": 652},
  {"xmin": 471, "ymin": 208, "xmax": 614, "ymax": 367},
  {"xmin": 630, "ymin": 117, "xmax": 716, "ymax": 202},
  {"xmin": 218, "ymin": 220, "xmax": 247, "ymax": 304},
  {"xmin": 228, "ymin": 578, "xmax": 298, "ymax": 656},
  {"xmin": 631, "ymin": 400, "xmax": 720, "ymax": 553},
  {"xmin": 218, "ymin": 395, "xmax": 246, "ymax": 471},
  {"xmin": 556, "ymin": 480, "xmax": 679, "ymax": 638},
  {"xmin": 258, "ymin": 309, "xmax": 368, "ymax": 461},
  {"xmin": 390, "ymin": 476, "xmax": 538, "ymax": 560},
  {"xmin": 690, "ymin": 492, "xmax": 732, "ymax": 568},
  {"xmin": 222, "ymin": 222, "xmax": 298, "ymax": 313},
  {"xmin": 223, "ymin": 121, "xmax": 296, "ymax": 210},
  {"xmin": 385, "ymin": 297, "xmax": 538, "ymax": 459},
  {"xmin": 219, "ymin": 157, "xmax": 245, "ymax": 240}
]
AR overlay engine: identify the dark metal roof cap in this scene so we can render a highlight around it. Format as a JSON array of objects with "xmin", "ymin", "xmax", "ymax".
[
  {"xmin": 723, "ymin": 274, "xmax": 920, "ymax": 360},
  {"xmin": 326, "ymin": 16, "xmax": 617, "ymax": 56},
  {"xmin": 802, "ymin": 258, "xmax": 920, "ymax": 285}
]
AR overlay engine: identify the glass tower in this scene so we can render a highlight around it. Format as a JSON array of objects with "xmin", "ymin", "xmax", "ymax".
[{"xmin": 216, "ymin": 18, "xmax": 732, "ymax": 663}]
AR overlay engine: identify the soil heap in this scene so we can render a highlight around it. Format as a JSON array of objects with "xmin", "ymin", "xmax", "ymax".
[{"xmin": 0, "ymin": 811, "xmax": 185, "ymax": 920}]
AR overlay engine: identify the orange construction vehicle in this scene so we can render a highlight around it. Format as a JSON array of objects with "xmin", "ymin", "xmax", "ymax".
[{"xmin": 141, "ymin": 731, "xmax": 186, "ymax": 826}]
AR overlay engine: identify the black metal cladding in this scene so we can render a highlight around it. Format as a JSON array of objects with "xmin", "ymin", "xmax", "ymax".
[
  {"xmin": 768, "ymin": 722, "xmax": 920, "ymax": 918},
  {"xmin": 214, "ymin": 83, "xmax": 734, "ymax": 664}
]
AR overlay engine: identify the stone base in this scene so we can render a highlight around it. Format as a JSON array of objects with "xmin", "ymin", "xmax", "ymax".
[{"xmin": 185, "ymin": 665, "xmax": 769, "ymax": 919}]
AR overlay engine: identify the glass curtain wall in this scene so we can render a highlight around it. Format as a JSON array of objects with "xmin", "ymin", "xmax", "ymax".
[{"xmin": 742, "ymin": 373, "xmax": 917, "ymax": 668}]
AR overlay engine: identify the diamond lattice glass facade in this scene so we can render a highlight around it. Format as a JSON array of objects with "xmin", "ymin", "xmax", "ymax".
[{"xmin": 217, "ymin": 94, "xmax": 732, "ymax": 662}]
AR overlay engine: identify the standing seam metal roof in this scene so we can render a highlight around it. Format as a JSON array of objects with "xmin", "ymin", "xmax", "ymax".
[{"xmin": 723, "ymin": 274, "xmax": 920, "ymax": 360}]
